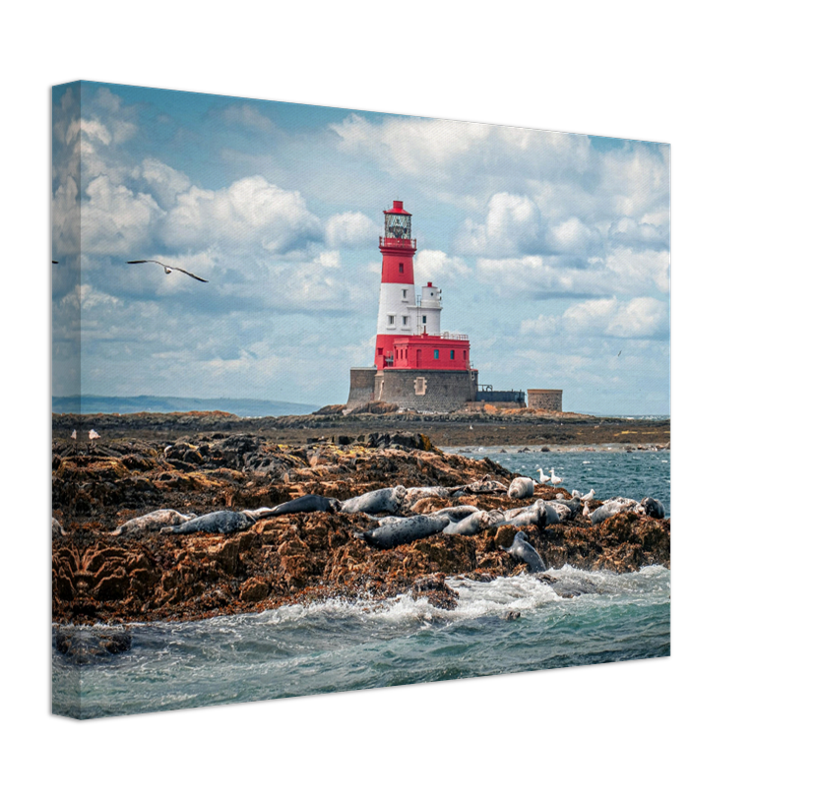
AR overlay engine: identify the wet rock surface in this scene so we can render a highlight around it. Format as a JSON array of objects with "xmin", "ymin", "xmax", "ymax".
[{"xmin": 52, "ymin": 425, "xmax": 670, "ymax": 625}]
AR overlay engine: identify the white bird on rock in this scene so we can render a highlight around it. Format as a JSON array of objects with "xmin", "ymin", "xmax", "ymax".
[
  {"xmin": 573, "ymin": 488, "xmax": 595, "ymax": 502},
  {"xmin": 537, "ymin": 468, "xmax": 551, "ymax": 485},
  {"xmin": 548, "ymin": 467, "xmax": 563, "ymax": 487},
  {"xmin": 70, "ymin": 430, "xmax": 77, "ymax": 440},
  {"xmin": 89, "ymin": 430, "xmax": 100, "ymax": 441},
  {"xmin": 127, "ymin": 259, "xmax": 208, "ymax": 283}
]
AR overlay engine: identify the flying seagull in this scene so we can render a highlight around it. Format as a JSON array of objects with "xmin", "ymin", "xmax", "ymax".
[
  {"xmin": 52, "ymin": 260, "xmax": 59, "ymax": 264},
  {"xmin": 127, "ymin": 259, "xmax": 208, "ymax": 283}
]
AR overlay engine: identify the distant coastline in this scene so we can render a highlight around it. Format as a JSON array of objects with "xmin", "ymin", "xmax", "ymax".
[{"xmin": 51, "ymin": 395, "xmax": 319, "ymax": 418}]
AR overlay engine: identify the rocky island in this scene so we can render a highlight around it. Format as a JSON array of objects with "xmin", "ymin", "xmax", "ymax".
[{"xmin": 52, "ymin": 414, "xmax": 671, "ymax": 628}]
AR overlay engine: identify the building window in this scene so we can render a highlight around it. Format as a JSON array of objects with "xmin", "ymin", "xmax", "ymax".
[
  {"xmin": 387, "ymin": 315, "xmax": 395, "ymax": 325},
  {"xmin": 402, "ymin": 316, "xmax": 408, "ymax": 326},
  {"xmin": 464, "ymin": 350, "xmax": 467, "ymax": 360},
  {"xmin": 402, "ymin": 289, "xmax": 407, "ymax": 299},
  {"xmin": 422, "ymin": 315, "xmax": 427, "ymax": 324},
  {"xmin": 434, "ymin": 349, "xmax": 439, "ymax": 359},
  {"xmin": 451, "ymin": 350, "xmax": 455, "ymax": 359},
  {"xmin": 399, "ymin": 263, "xmax": 404, "ymax": 273},
  {"xmin": 378, "ymin": 348, "xmax": 383, "ymax": 355}
]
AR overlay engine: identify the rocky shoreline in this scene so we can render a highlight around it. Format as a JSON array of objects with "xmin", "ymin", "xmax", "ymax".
[
  {"xmin": 51, "ymin": 407, "xmax": 670, "ymax": 448},
  {"xmin": 52, "ymin": 424, "xmax": 670, "ymax": 627}
]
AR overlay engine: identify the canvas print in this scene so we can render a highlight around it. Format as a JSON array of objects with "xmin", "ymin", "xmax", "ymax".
[{"xmin": 51, "ymin": 81, "xmax": 670, "ymax": 719}]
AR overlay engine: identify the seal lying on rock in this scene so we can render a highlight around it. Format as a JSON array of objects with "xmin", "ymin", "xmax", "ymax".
[
  {"xmin": 501, "ymin": 500, "xmax": 554, "ymax": 528},
  {"xmin": 442, "ymin": 509, "xmax": 499, "ymax": 536},
  {"xmin": 588, "ymin": 495, "xmax": 668, "ymax": 522},
  {"xmin": 265, "ymin": 495, "xmax": 341, "ymax": 516},
  {"xmin": 502, "ymin": 531, "xmax": 546, "ymax": 573},
  {"xmin": 590, "ymin": 498, "xmax": 643, "ymax": 526},
  {"xmin": 451, "ymin": 477, "xmax": 507, "ymax": 496},
  {"xmin": 355, "ymin": 514, "xmax": 449, "ymax": 549},
  {"xmin": 508, "ymin": 476, "xmax": 535, "ymax": 499},
  {"xmin": 548, "ymin": 500, "xmax": 582, "ymax": 522},
  {"xmin": 404, "ymin": 486, "xmax": 450, "ymax": 505},
  {"xmin": 641, "ymin": 497, "xmax": 666, "ymax": 519},
  {"xmin": 112, "ymin": 508, "xmax": 195, "ymax": 537},
  {"xmin": 341, "ymin": 485, "xmax": 407, "ymax": 515},
  {"xmin": 160, "ymin": 509, "xmax": 266, "ymax": 535}
]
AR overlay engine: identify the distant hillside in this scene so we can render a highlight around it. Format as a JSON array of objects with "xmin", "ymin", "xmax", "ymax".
[{"xmin": 52, "ymin": 395, "xmax": 320, "ymax": 418}]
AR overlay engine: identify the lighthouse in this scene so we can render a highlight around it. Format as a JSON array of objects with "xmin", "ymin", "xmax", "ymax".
[{"xmin": 347, "ymin": 200, "xmax": 478, "ymax": 412}]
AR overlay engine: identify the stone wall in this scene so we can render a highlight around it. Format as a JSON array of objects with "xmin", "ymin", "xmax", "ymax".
[
  {"xmin": 346, "ymin": 368, "xmax": 376, "ymax": 408},
  {"xmin": 527, "ymin": 389, "xmax": 563, "ymax": 411},
  {"xmin": 373, "ymin": 369, "xmax": 478, "ymax": 412}
]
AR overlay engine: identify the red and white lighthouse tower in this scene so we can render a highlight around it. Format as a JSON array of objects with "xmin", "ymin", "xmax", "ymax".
[
  {"xmin": 347, "ymin": 200, "xmax": 477, "ymax": 411},
  {"xmin": 374, "ymin": 200, "xmax": 471, "ymax": 372}
]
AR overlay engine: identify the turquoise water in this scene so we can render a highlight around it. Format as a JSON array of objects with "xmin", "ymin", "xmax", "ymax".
[{"xmin": 52, "ymin": 450, "xmax": 670, "ymax": 719}]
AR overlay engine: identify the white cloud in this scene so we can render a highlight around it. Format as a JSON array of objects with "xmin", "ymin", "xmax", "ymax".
[
  {"xmin": 52, "ymin": 176, "xmax": 80, "ymax": 257},
  {"xmin": 476, "ymin": 245, "xmax": 669, "ymax": 298},
  {"xmin": 314, "ymin": 250, "xmax": 341, "ymax": 269},
  {"xmin": 597, "ymin": 144, "xmax": 670, "ymax": 219},
  {"xmin": 414, "ymin": 249, "xmax": 471, "ymax": 284},
  {"xmin": 456, "ymin": 193, "xmax": 542, "ymax": 256},
  {"xmin": 137, "ymin": 158, "xmax": 192, "ymax": 208},
  {"xmin": 331, "ymin": 114, "xmax": 490, "ymax": 176},
  {"xmin": 82, "ymin": 175, "xmax": 165, "ymax": 256},
  {"xmin": 521, "ymin": 296, "xmax": 669, "ymax": 340},
  {"xmin": 162, "ymin": 176, "xmax": 322, "ymax": 254},
  {"xmin": 605, "ymin": 247, "xmax": 670, "ymax": 294},
  {"xmin": 325, "ymin": 211, "xmax": 378, "ymax": 248},
  {"xmin": 71, "ymin": 118, "xmax": 111, "ymax": 146},
  {"xmin": 546, "ymin": 216, "xmax": 602, "ymax": 255},
  {"xmin": 219, "ymin": 104, "xmax": 277, "ymax": 133}
]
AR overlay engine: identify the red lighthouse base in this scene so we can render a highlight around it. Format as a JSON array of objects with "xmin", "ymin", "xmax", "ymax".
[{"xmin": 376, "ymin": 333, "xmax": 471, "ymax": 371}]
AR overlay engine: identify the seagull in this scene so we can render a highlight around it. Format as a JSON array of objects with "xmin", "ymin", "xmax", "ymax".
[
  {"xmin": 88, "ymin": 430, "xmax": 100, "ymax": 440},
  {"xmin": 548, "ymin": 467, "xmax": 563, "ymax": 487},
  {"xmin": 52, "ymin": 260, "xmax": 59, "ymax": 264},
  {"xmin": 617, "ymin": 350, "xmax": 622, "ymax": 357},
  {"xmin": 127, "ymin": 259, "xmax": 208, "ymax": 283},
  {"xmin": 70, "ymin": 430, "xmax": 77, "ymax": 440},
  {"xmin": 536, "ymin": 468, "xmax": 551, "ymax": 485}
]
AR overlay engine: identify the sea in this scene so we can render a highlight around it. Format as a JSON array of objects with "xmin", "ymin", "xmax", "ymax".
[{"xmin": 52, "ymin": 446, "xmax": 670, "ymax": 719}]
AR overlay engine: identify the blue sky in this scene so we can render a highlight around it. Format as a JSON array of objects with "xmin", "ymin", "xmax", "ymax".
[{"xmin": 52, "ymin": 81, "xmax": 669, "ymax": 415}]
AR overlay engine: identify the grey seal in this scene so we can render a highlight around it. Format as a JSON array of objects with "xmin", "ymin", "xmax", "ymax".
[
  {"xmin": 160, "ymin": 509, "xmax": 262, "ymax": 535},
  {"xmin": 451, "ymin": 477, "xmax": 508, "ymax": 496},
  {"xmin": 265, "ymin": 494, "xmax": 341, "ymax": 516},
  {"xmin": 502, "ymin": 531, "xmax": 546, "ymax": 573},
  {"xmin": 404, "ymin": 486, "xmax": 450, "ymax": 505},
  {"xmin": 548, "ymin": 500, "xmax": 581, "ymax": 522},
  {"xmin": 508, "ymin": 477, "xmax": 535, "ymax": 499},
  {"xmin": 640, "ymin": 497, "xmax": 666, "ymax": 519},
  {"xmin": 442, "ymin": 510, "xmax": 492, "ymax": 536},
  {"xmin": 355, "ymin": 514, "xmax": 449, "ymax": 549},
  {"xmin": 341, "ymin": 486, "xmax": 407, "ymax": 515},
  {"xmin": 429, "ymin": 505, "xmax": 481, "ymax": 522},
  {"xmin": 590, "ymin": 498, "xmax": 643, "ymax": 526},
  {"xmin": 502, "ymin": 500, "xmax": 554, "ymax": 527},
  {"xmin": 112, "ymin": 509, "xmax": 195, "ymax": 537}
]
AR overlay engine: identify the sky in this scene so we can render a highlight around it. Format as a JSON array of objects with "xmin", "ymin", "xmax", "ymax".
[{"xmin": 51, "ymin": 81, "xmax": 670, "ymax": 415}]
